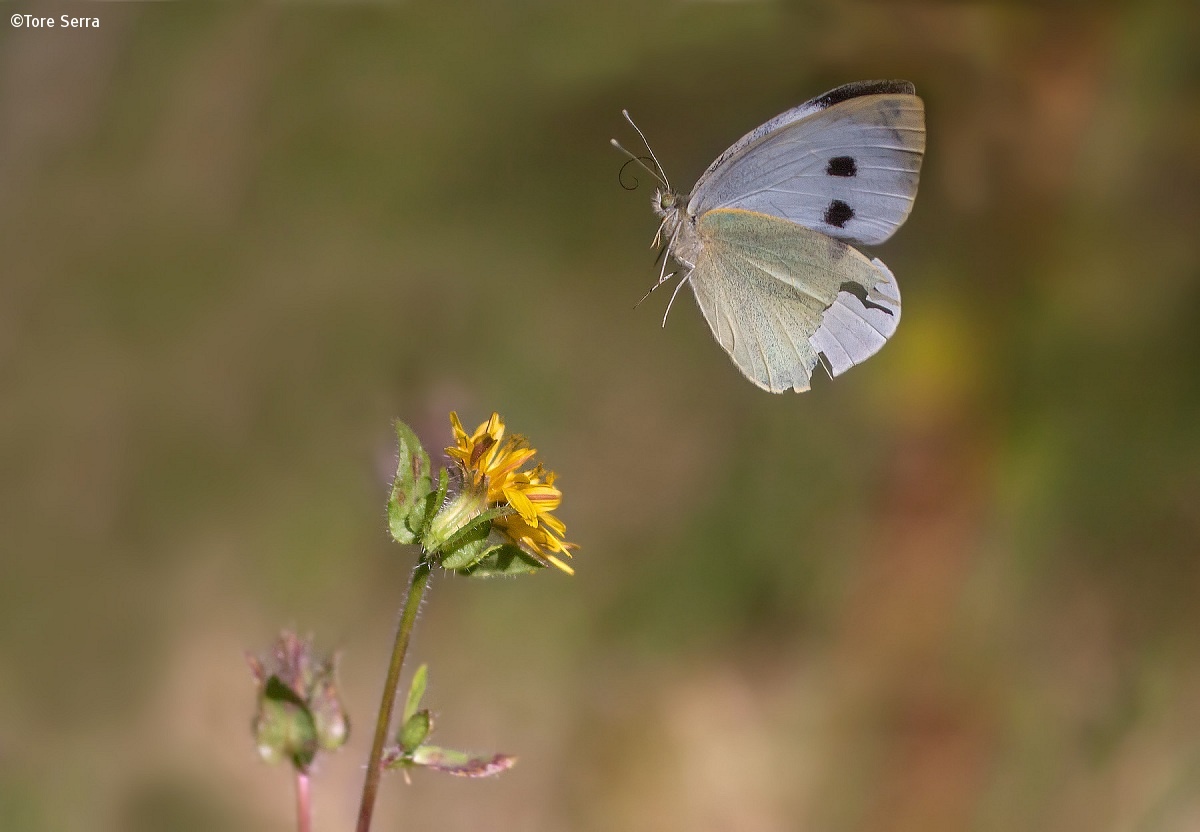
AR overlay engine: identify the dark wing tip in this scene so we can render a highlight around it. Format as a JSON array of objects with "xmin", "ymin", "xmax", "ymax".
[{"xmin": 813, "ymin": 80, "xmax": 916, "ymax": 109}]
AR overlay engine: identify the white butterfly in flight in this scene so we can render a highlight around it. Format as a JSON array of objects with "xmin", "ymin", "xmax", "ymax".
[{"xmin": 613, "ymin": 80, "xmax": 926, "ymax": 393}]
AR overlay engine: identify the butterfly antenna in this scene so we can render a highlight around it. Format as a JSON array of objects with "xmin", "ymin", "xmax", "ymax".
[
  {"xmin": 621, "ymin": 109, "xmax": 671, "ymax": 193},
  {"xmin": 661, "ymin": 272, "xmax": 691, "ymax": 328},
  {"xmin": 610, "ymin": 139, "xmax": 666, "ymax": 189}
]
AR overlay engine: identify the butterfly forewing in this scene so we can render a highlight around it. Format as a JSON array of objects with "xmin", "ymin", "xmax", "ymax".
[
  {"xmin": 687, "ymin": 82, "xmax": 925, "ymax": 247},
  {"xmin": 688, "ymin": 209, "xmax": 901, "ymax": 393}
]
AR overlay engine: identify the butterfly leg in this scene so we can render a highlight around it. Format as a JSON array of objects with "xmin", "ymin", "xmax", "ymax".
[
  {"xmin": 657, "ymin": 227, "xmax": 679, "ymax": 286},
  {"xmin": 661, "ymin": 271, "xmax": 692, "ymax": 328},
  {"xmin": 651, "ymin": 215, "xmax": 668, "ymax": 251},
  {"xmin": 634, "ymin": 274, "xmax": 671, "ymax": 309}
]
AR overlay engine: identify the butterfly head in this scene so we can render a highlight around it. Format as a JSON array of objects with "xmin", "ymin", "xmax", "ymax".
[
  {"xmin": 651, "ymin": 188, "xmax": 700, "ymax": 270},
  {"xmin": 652, "ymin": 188, "xmax": 681, "ymax": 218}
]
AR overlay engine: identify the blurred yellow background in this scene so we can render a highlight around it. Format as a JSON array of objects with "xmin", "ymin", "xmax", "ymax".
[{"xmin": 2, "ymin": 2, "xmax": 1199, "ymax": 830}]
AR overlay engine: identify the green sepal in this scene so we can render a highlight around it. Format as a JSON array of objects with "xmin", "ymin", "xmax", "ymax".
[
  {"xmin": 435, "ymin": 505, "xmax": 510, "ymax": 568},
  {"xmin": 309, "ymin": 665, "xmax": 349, "ymax": 752},
  {"xmin": 402, "ymin": 664, "xmax": 428, "ymax": 724},
  {"xmin": 399, "ymin": 709, "xmax": 432, "ymax": 753},
  {"xmin": 409, "ymin": 745, "xmax": 516, "ymax": 778},
  {"xmin": 459, "ymin": 544, "xmax": 545, "ymax": 578},
  {"xmin": 254, "ymin": 676, "xmax": 318, "ymax": 771},
  {"xmin": 437, "ymin": 521, "xmax": 492, "ymax": 570},
  {"xmin": 430, "ymin": 468, "xmax": 449, "ymax": 524},
  {"xmin": 387, "ymin": 420, "xmax": 433, "ymax": 545}
]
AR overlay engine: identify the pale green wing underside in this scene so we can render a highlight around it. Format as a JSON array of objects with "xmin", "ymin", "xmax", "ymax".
[{"xmin": 688, "ymin": 208, "xmax": 901, "ymax": 393}]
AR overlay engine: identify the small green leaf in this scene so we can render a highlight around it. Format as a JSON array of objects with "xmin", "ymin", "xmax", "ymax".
[
  {"xmin": 388, "ymin": 499, "xmax": 415, "ymax": 545},
  {"xmin": 459, "ymin": 544, "xmax": 545, "ymax": 578},
  {"xmin": 410, "ymin": 745, "xmax": 517, "ymax": 778},
  {"xmin": 387, "ymin": 420, "xmax": 432, "ymax": 545},
  {"xmin": 402, "ymin": 664, "xmax": 428, "ymax": 725},
  {"xmin": 399, "ymin": 709, "xmax": 432, "ymax": 753}
]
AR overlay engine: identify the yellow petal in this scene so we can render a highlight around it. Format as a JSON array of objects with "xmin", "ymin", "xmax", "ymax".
[
  {"xmin": 542, "ymin": 553, "xmax": 575, "ymax": 575},
  {"xmin": 503, "ymin": 487, "xmax": 538, "ymax": 523}
]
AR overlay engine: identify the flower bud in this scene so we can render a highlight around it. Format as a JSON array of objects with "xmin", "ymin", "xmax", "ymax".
[{"xmin": 247, "ymin": 630, "xmax": 349, "ymax": 771}]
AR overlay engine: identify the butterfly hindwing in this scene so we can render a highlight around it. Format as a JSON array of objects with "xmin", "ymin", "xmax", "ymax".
[
  {"xmin": 688, "ymin": 209, "xmax": 901, "ymax": 392},
  {"xmin": 687, "ymin": 81, "xmax": 925, "ymax": 246}
]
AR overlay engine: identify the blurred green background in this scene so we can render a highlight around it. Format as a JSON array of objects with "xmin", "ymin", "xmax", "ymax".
[{"xmin": 2, "ymin": 1, "xmax": 1199, "ymax": 830}]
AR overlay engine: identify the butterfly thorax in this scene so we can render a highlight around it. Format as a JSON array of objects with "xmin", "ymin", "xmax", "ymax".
[{"xmin": 653, "ymin": 188, "xmax": 701, "ymax": 269}]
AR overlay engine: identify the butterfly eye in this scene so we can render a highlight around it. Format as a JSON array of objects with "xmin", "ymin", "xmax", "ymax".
[{"xmin": 659, "ymin": 191, "xmax": 676, "ymax": 210}]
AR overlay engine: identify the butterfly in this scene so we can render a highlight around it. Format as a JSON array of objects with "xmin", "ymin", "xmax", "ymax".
[{"xmin": 614, "ymin": 80, "xmax": 926, "ymax": 393}]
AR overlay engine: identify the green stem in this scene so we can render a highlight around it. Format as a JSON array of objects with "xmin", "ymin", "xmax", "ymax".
[
  {"xmin": 355, "ymin": 558, "xmax": 433, "ymax": 832},
  {"xmin": 295, "ymin": 770, "xmax": 311, "ymax": 832}
]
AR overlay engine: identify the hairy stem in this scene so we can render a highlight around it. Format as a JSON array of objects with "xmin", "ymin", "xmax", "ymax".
[{"xmin": 355, "ymin": 559, "xmax": 432, "ymax": 832}]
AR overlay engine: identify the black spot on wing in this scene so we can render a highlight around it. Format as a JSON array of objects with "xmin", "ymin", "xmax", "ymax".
[
  {"xmin": 824, "ymin": 200, "xmax": 855, "ymax": 228},
  {"xmin": 826, "ymin": 156, "xmax": 857, "ymax": 177},
  {"xmin": 838, "ymin": 281, "xmax": 895, "ymax": 315},
  {"xmin": 813, "ymin": 80, "xmax": 916, "ymax": 109}
]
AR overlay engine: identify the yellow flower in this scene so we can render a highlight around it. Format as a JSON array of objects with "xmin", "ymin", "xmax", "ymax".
[{"xmin": 447, "ymin": 412, "xmax": 578, "ymax": 574}]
